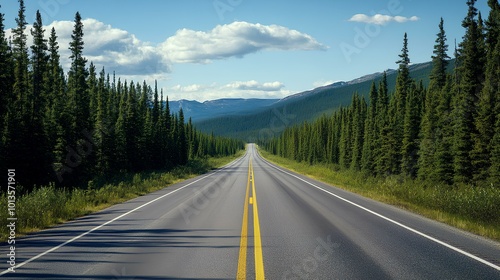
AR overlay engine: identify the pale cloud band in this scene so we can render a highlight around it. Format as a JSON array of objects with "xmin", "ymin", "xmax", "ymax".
[
  {"xmin": 7, "ymin": 18, "xmax": 325, "ymax": 73},
  {"xmin": 161, "ymin": 21, "xmax": 327, "ymax": 64},
  {"xmin": 5, "ymin": 18, "xmax": 324, "ymax": 101},
  {"xmin": 169, "ymin": 81, "xmax": 290, "ymax": 101},
  {"xmin": 348, "ymin": 14, "xmax": 419, "ymax": 25}
]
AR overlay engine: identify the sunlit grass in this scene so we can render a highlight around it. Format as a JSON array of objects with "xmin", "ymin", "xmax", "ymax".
[
  {"xmin": 259, "ymin": 149, "xmax": 500, "ymax": 241},
  {"xmin": 0, "ymin": 152, "xmax": 243, "ymax": 242}
]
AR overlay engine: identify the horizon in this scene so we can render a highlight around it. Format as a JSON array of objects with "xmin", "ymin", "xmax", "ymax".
[{"xmin": 1, "ymin": 0, "xmax": 490, "ymax": 102}]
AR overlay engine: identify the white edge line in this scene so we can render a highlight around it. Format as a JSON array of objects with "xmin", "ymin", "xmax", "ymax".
[
  {"xmin": 256, "ymin": 152, "xmax": 500, "ymax": 272},
  {"xmin": 0, "ymin": 154, "xmax": 246, "ymax": 276}
]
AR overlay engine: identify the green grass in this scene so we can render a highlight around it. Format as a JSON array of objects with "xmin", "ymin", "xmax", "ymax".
[
  {"xmin": 0, "ymin": 151, "xmax": 244, "ymax": 242},
  {"xmin": 258, "ymin": 148, "xmax": 500, "ymax": 242}
]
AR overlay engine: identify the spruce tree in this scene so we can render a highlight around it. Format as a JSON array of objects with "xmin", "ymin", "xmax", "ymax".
[
  {"xmin": 452, "ymin": 0, "xmax": 485, "ymax": 183},
  {"xmin": 350, "ymin": 94, "xmax": 366, "ymax": 171},
  {"xmin": 472, "ymin": 0, "xmax": 500, "ymax": 182},
  {"xmin": 178, "ymin": 108, "xmax": 188, "ymax": 165},
  {"xmin": 4, "ymin": 0, "xmax": 33, "ymax": 188},
  {"xmin": 401, "ymin": 82, "xmax": 422, "ymax": 178},
  {"xmin": 434, "ymin": 77, "xmax": 455, "ymax": 184},
  {"xmin": 390, "ymin": 33, "xmax": 412, "ymax": 174},
  {"xmin": 361, "ymin": 82, "xmax": 378, "ymax": 173},
  {"xmin": 0, "ymin": 4, "xmax": 12, "ymax": 177},
  {"xmin": 419, "ymin": 18, "xmax": 450, "ymax": 181},
  {"xmin": 29, "ymin": 10, "xmax": 52, "ymax": 184}
]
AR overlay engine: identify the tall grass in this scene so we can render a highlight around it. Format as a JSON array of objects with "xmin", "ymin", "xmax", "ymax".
[
  {"xmin": 0, "ymin": 153, "xmax": 243, "ymax": 242},
  {"xmin": 259, "ymin": 149, "xmax": 500, "ymax": 241}
]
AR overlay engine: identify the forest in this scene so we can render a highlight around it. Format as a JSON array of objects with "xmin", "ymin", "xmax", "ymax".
[
  {"xmin": 263, "ymin": 0, "xmax": 500, "ymax": 187},
  {"xmin": 0, "ymin": 1, "xmax": 244, "ymax": 192}
]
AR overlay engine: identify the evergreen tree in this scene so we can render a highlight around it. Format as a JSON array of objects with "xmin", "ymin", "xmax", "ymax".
[
  {"xmin": 29, "ymin": 10, "xmax": 51, "ymax": 184},
  {"xmin": 401, "ymin": 82, "xmax": 422, "ymax": 178},
  {"xmin": 0, "ymin": 4, "xmax": 13, "ymax": 175},
  {"xmin": 472, "ymin": 0, "xmax": 500, "ymax": 181},
  {"xmin": 430, "ymin": 18, "xmax": 451, "ymax": 89},
  {"xmin": 361, "ymin": 82, "xmax": 378, "ymax": 173},
  {"xmin": 350, "ymin": 94, "xmax": 366, "ymax": 171},
  {"xmin": 4, "ymin": 0, "xmax": 33, "ymax": 187},
  {"xmin": 434, "ymin": 77, "xmax": 455, "ymax": 184},
  {"xmin": 389, "ymin": 33, "xmax": 412, "ymax": 174},
  {"xmin": 178, "ymin": 108, "xmax": 188, "ymax": 165},
  {"xmin": 452, "ymin": 0, "xmax": 485, "ymax": 183},
  {"xmin": 339, "ymin": 108, "xmax": 352, "ymax": 169},
  {"xmin": 374, "ymin": 72, "xmax": 391, "ymax": 175},
  {"xmin": 419, "ymin": 18, "xmax": 450, "ymax": 181}
]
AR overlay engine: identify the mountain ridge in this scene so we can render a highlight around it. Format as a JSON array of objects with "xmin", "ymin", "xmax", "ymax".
[{"xmin": 183, "ymin": 60, "xmax": 442, "ymax": 140}]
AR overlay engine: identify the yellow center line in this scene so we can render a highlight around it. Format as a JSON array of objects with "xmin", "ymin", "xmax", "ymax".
[
  {"xmin": 236, "ymin": 159, "xmax": 251, "ymax": 279},
  {"xmin": 251, "ymin": 157, "xmax": 266, "ymax": 279},
  {"xmin": 237, "ymin": 156, "xmax": 266, "ymax": 279}
]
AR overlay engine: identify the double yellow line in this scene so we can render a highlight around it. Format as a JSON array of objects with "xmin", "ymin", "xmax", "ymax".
[{"xmin": 237, "ymin": 157, "xmax": 265, "ymax": 279}]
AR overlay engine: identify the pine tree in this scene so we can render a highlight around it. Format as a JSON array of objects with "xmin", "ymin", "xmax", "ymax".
[
  {"xmin": 361, "ymin": 82, "xmax": 378, "ymax": 173},
  {"xmin": 67, "ymin": 11, "xmax": 89, "ymax": 136},
  {"xmin": 28, "ymin": 10, "xmax": 52, "ymax": 184},
  {"xmin": 390, "ymin": 33, "xmax": 412, "ymax": 174},
  {"xmin": 0, "ymin": 4, "xmax": 13, "ymax": 177},
  {"xmin": 374, "ymin": 72, "xmax": 390, "ymax": 176},
  {"xmin": 339, "ymin": 108, "xmax": 352, "ymax": 169},
  {"xmin": 350, "ymin": 94, "xmax": 366, "ymax": 171},
  {"xmin": 452, "ymin": 0, "xmax": 485, "ymax": 183},
  {"xmin": 178, "ymin": 108, "xmax": 188, "ymax": 165},
  {"xmin": 4, "ymin": 0, "xmax": 33, "ymax": 187},
  {"xmin": 472, "ymin": 0, "xmax": 500, "ymax": 182},
  {"xmin": 430, "ymin": 18, "xmax": 451, "ymax": 90},
  {"xmin": 114, "ymin": 80, "xmax": 127, "ymax": 171},
  {"xmin": 401, "ymin": 82, "xmax": 422, "ymax": 178},
  {"xmin": 419, "ymin": 18, "xmax": 450, "ymax": 181}
]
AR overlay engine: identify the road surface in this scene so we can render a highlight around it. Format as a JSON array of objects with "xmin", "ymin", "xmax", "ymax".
[{"xmin": 1, "ymin": 144, "xmax": 500, "ymax": 279}]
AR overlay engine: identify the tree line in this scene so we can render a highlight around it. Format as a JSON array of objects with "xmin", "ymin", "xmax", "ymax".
[
  {"xmin": 0, "ymin": 1, "xmax": 243, "ymax": 191},
  {"xmin": 264, "ymin": 0, "xmax": 500, "ymax": 186}
]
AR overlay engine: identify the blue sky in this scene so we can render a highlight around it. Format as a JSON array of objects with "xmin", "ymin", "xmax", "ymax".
[{"xmin": 0, "ymin": 0, "xmax": 491, "ymax": 101}]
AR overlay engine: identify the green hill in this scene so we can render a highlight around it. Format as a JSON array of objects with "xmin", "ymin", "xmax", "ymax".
[{"xmin": 195, "ymin": 60, "xmax": 445, "ymax": 141}]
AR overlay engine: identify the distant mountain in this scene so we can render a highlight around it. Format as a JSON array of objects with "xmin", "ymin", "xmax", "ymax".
[
  {"xmin": 193, "ymin": 60, "xmax": 448, "ymax": 141},
  {"xmin": 168, "ymin": 98, "xmax": 279, "ymax": 122}
]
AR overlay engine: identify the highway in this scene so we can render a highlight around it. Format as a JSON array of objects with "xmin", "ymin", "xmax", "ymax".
[{"xmin": 1, "ymin": 144, "xmax": 500, "ymax": 279}]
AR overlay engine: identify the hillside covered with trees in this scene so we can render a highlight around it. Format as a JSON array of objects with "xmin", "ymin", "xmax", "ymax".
[
  {"xmin": 0, "ymin": 1, "xmax": 243, "ymax": 192},
  {"xmin": 263, "ymin": 0, "xmax": 500, "ymax": 187}
]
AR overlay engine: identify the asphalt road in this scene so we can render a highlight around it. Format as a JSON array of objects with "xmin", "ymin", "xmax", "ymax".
[{"xmin": 1, "ymin": 144, "xmax": 500, "ymax": 279}]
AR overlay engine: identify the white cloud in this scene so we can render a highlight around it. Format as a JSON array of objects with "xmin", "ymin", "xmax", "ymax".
[
  {"xmin": 226, "ymin": 80, "xmax": 284, "ymax": 91},
  {"xmin": 348, "ymin": 14, "xmax": 419, "ymax": 25},
  {"xmin": 168, "ymin": 80, "xmax": 290, "ymax": 101},
  {"xmin": 160, "ymin": 21, "xmax": 327, "ymax": 63},
  {"xmin": 6, "ymin": 18, "xmax": 169, "ymax": 75},
  {"xmin": 5, "ymin": 19, "xmax": 325, "ymax": 81}
]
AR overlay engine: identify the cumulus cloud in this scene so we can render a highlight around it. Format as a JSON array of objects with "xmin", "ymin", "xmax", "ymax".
[
  {"xmin": 160, "ymin": 21, "xmax": 327, "ymax": 63},
  {"xmin": 6, "ymin": 19, "xmax": 325, "ymax": 78},
  {"xmin": 6, "ymin": 18, "xmax": 169, "ymax": 75},
  {"xmin": 348, "ymin": 14, "xmax": 419, "ymax": 25},
  {"xmin": 168, "ymin": 80, "xmax": 290, "ymax": 101},
  {"xmin": 226, "ymin": 80, "xmax": 284, "ymax": 91}
]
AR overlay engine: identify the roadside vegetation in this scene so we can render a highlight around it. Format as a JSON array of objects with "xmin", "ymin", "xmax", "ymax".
[
  {"xmin": 261, "ymin": 1, "xmax": 500, "ymax": 241},
  {"xmin": 0, "ymin": 151, "xmax": 244, "ymax": 242},
  {"xmin": 260, "ymin": 149, "xmax": 500, "ymax": 241}
]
